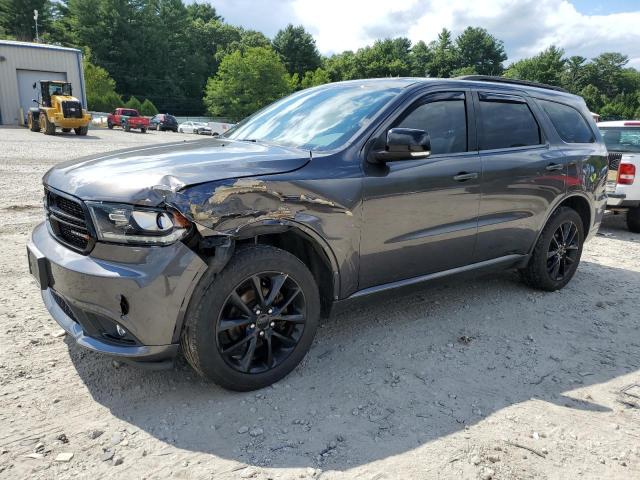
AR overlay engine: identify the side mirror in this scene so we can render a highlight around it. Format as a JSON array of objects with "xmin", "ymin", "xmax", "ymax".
[
  {"xmin": 373, "ymin": 128, "xmax": 431, "ymax": 162},
  {"xmin": 32, "ymin": 82, "xmax": 37, "ymax": 89},
  {"xmin": 32, "ymin": 99, "xmax": 38, "ymax": 104}
]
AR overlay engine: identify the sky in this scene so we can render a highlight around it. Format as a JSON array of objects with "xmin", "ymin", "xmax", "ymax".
[{"xmin": 211, "ymin": 0, "xmax": 640, "ymax": 68}]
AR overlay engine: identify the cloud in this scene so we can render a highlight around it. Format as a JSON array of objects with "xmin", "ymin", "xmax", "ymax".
[{"xmin": 212, "ymin": 0, "xmax": 640, "ymax": 68}]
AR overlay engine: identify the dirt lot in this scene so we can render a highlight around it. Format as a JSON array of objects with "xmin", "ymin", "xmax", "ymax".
[{"xmin": 0, "ymin": 126, "xmax": 639, "ymax": 480}]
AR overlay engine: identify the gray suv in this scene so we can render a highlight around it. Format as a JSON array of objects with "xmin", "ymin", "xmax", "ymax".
[{"xmin": 27, "ymin": 76, "xmax": 607, "ymax": 390}]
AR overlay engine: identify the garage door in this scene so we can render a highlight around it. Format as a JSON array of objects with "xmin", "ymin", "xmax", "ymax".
[{"xmin": 16, "ymin": 69, "xmax": 67, "ymax": 124}]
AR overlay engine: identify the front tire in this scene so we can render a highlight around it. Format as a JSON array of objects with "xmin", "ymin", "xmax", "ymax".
[
  {"xmin": 107, "ymin": 122, "xmax": 114, "ymax": 129},
  {"xmin": 28, "ymin": 113, "xmax": 39, "ymax": 132},
  {"xmin": 40, "ymin": 113, "xmax": 55, "ymax": 135},
  {"xmin": 181, "ymin": 245, "xmax": 320, "ymax": 391},
  {"xmin": 627, "ymin": 207, "xmax": 640, "ymax": 233},
  {"xmin": 521, "ymin": 207, "xmax": 584, "ymax": 291}
]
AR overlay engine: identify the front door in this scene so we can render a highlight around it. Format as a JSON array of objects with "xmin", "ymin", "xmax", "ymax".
[{"xmin": 359, "ymin": 91, "xmax": 481, "ymax": 289}]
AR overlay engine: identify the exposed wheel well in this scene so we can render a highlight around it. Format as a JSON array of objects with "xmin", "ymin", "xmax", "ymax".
[
  {"xmin": 236, "ymin": 230, "xmax": 335, "ymax": 317},
  {"xmin": 557, "ymin": 196, "xmax": 591, "ymax": 236}
]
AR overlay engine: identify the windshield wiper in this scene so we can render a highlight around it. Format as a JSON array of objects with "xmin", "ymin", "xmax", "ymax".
[{"xmin": 236, "ymin": 138, "xmax": 257, "ymax": 142}]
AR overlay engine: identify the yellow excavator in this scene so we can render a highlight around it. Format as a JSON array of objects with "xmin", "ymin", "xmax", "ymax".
[{"xmin": 27, "ymin": 80, "xmax": 91, "ymax": 135}]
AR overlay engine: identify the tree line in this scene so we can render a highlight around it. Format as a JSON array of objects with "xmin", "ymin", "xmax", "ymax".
[{"xmin": 1, "ymin": 0, "xmax": 639, "ymax": 120}]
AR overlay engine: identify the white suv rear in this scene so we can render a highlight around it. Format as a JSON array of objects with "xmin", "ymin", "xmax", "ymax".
[{"xmin": 598, "ymin": 120, "xmax": 640, "ymax": 232}]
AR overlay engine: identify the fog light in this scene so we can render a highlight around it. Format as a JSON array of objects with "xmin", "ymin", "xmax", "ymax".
[{"xmin": 116, "ymin": 324, "xmax": 126, "ymax": 337}]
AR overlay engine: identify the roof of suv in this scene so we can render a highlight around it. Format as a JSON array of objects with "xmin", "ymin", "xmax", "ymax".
[{"xmin": 330, "ymin": 77, "xmax": 582, "ymax": 102}]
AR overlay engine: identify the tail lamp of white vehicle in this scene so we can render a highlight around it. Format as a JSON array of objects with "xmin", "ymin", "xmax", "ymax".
[{"xmin": 617, "ymin": 163, "xmax": 635, "ymax": 185}]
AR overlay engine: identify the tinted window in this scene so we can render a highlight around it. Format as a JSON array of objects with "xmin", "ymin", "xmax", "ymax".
[
  {"xmin": 479, "ymin": 99, "xmax": 540, "ymax": 150},
  {"xmin": 539, "ymin": 100, "xmax": 594, "ymax": 143},
  {"xmin": 397, "ymin": 99, "xmax": 467, "ymax": 154}
]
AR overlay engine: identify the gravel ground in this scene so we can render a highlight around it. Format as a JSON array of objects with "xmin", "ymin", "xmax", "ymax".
[{"xmin": 0, "ymin": 126, "xmax": 639, "ymax": 480}]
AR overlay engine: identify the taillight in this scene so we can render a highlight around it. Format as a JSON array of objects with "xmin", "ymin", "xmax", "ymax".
[{"xmin": 618, "ymin": 163, "xmax": 635, "ymax": 185}]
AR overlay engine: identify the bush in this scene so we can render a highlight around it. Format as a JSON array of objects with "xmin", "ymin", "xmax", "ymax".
[
  {"xmin": 125, "ymin": 96, "xmax": 143, "ymax": 112},
  {"xmin": 140, "ymin": 99, "xmax": 159, "ymax": 116},
  {"xmin": 88, "ymin": 91, "xmax": 123, "ymax": 113}
]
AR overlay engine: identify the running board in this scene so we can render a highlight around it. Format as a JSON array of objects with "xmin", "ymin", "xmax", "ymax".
[{"xmin": 348, "ymin": 254, "xmax": 527, "ymax": 299}]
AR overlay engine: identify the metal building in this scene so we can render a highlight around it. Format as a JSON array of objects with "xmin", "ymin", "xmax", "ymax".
[{"xmin": 0, "ymin": 40, "xmax": 87, "ymax": 126}]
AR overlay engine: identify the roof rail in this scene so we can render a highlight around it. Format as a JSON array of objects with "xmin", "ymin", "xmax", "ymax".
[{"xmin": 456, "ymin": 75, "xmax": 569, "ymax": 93}]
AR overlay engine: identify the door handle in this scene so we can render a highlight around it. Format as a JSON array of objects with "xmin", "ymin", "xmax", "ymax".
[
  {"xmin": 453, "ymin": 172, "xmax": 478, "ymax": 182},
  {"xmin": 545, "ymin": 163, "xmax": 564, "ymax": 171}
]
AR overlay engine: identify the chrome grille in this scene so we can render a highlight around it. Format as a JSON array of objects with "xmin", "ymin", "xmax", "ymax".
[
  {"xmin": 608, "ymin": 152, "xmax": 623, "ymax": 171},
  {"xmin": 45, "ymin": 189, "xmax": 95, "ymax": 254}
]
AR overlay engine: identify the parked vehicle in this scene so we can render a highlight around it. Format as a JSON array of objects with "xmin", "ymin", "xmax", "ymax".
[
  {"xmin": 598, "ymin": 120, "xmax": 640, "ymax": 232},
  {"xmin": 28, "ymin": 77, "xmax": 606, "ymax": 391},
  {"xmin": 209, "ymin": 121, "xmax": 235, "ymax": 136},
  {"xmin": 107, "ymin": 108, "xmax": 149, "ymax": 133},
  {"xmin": 27, "ymin": 80, "xmax": 91, "ymax": 136},
  {"xmin": 149, "ymin": 114, "xmax": 178, "ymax": 132},
  {"xmin": 178, "ymin": 121, "xmax": 210, "ymax": 134}
]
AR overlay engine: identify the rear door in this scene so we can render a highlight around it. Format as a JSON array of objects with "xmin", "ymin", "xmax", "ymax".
[{"xmin": 473, "ymin": 91, "xmax": 566, "ymax": 262}]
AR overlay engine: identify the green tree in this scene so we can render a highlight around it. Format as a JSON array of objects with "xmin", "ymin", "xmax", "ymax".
[
  {"xmin": 125, "ymin": 96, "xmax": 143, "ymax": 112},
  {"xmin": 455, "ymin": 27, "xmax": 506, "ymax": 75},
  {"xmin": 186, "ymin": 1, "xmax": 220, "ymax": 23},
  {"xmin": 203, "ymin": 46, "xmax": 292, "ymax": 120},
  {"xmin": 324, "ymin": 51, "xmax": 360, "ymax": 81},
  {"xmin": 300, "ymin": 68, "xmax": 331, "ymax": 89},
  {"xmin": 411, "ymin": 40, "xmax": 432, "ymax": 77},
  {"xmin": 504, "ymin": 46, "xmax": 566, "ymax": 86},
  {"xmin": 580, "ymin": 84, "xmax": 606, "ymax": 112},
  {"xmin": 272, "ymin": 24, "xmax": 322, "ymax": 78},
  {"xmin": 140, "ymin": 98, "xmax": 159, "ymax": 116},
  {"xmin": 0, "ymin": 0, "xmax": 51, "ymax": 41},
  {"xmin": 83, "ymin": 50, "xmax": 122, "ymax": 111},
  {"xmin": 561, "ymin": 56, "xmax": 587, "ymax": 93},
  {"xmin": 428, "ymin": 29, "xmax": 459, "ymax": 78}
]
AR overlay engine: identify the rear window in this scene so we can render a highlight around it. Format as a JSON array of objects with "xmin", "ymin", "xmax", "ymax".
[
  {"xmin": 478, "ymin": 97, "xmax": 541, "ymax": 150},
  {"xmin": 120, "ymin": 109, "xmax": 138, "ymax": 117},
  {"xmin": 539, "ymin": 100, "xmax": 594, "ymax": 143},
  {"xmin": 599, "ymin": 127, "xmax": 640, "ymax": 153}
]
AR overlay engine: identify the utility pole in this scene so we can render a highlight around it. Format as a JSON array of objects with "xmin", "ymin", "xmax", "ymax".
[{"xmin": 34, "ymin": 9, "xmax": 39, "ymax": 43}]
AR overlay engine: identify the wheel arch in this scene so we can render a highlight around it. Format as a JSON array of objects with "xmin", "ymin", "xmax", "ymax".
[{"xmin": 528, "ymin": 193, "xmax": 592, "ymax": 255}]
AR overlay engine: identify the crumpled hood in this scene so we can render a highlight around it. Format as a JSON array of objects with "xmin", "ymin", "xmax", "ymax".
[{"xmin": 43, "ymin": 138, "xmax": 310, "ymax": 205}]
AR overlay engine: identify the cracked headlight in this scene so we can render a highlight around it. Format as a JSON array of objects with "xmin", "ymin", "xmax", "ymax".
[{"xmin": 87, "ymin": 202, "xmax": 191, "ymax": 245}]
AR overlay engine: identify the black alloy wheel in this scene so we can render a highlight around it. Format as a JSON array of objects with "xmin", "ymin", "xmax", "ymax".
[
  {"xmin": 216, "ymin": 272, "xmax": 306, "ymax": 374},
  {"xmin": 546, "ymin": 221, "xmax": 580, "ymax": 281}
]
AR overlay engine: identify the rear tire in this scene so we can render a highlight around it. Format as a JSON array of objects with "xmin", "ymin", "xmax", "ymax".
[
  {"xmin": 74, "ymin": 126, "xmax": 88, "ymax": 136},
  {"xmin": 627, "ymin": 207, "xmax": 640, "ymax": 233},
  {"xmin": 181, "ymin": 245, "xmax": 320, "ymax": 391},
  {"xmin": 141, "ymin": 128, "xmax": 146, "ymax": 133},
  {"xmin": 40, "ymin": 113, "xmax": 55, "ymax": 135},
  {"xmin": 521, "ymin": 207, "xmax": 584, "ymax": 291},
  {"xmin": 28, "ymin": 113, "xmax": 39, "ymax": 132}
]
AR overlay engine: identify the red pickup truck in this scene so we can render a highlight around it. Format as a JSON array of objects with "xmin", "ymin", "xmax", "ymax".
[{"xmin": 107, "ymin": 108, "xmax": 149, "ymax": 133}]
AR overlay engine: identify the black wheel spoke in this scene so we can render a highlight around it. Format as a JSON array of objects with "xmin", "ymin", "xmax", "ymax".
[
  {"xmin": 547, "ymin": 249, "xmax": 559, "ymax": 259},
  {"xmin": 550, "ymin": 256, "xmax": 561, "ymax": 279},
  {"xmin": 274, "ymin": 313, "xmax": 305, "ymax": 324},
  {"xmin": 276, "ymin": 288, "xmax": 300, "ymax": 313},
  {"xmin": 272, "ymin": 331, "xmax": 298, "ymax": 347},
  {"xmin": 566, "ymin": 225, "xmax": 578, "ymax": 246},
  {"xmin": 265, "ymin": 334, "xmax": 274, "ymax": 368},
  {"xmin": 251, "ymin": 276, "xmax": 265, "ymax": 306},
  {"xmin": 566, "ymin": 244, "xmax": 579, "ymax": 251},
  {"xmin": 221, "ymin": 334, "xmax": 252, "ymax": 355},
  {"xmin": 229, "ymin": 291, "xmax": 254, "ymax": 318},
  {"xmin": 219, "ymin": 317, "xmax": 253, "ymax": 332},
  {"xmin": 239, "ymin": 336, "xmax": 258, "ymax": 372},
  {"xmin": 264, "ymin": 274, "xmax": 288, "ymax": 307}
]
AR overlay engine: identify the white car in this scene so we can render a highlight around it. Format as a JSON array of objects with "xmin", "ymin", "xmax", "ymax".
[
  {"xmin": 178, "ymin": 121, "xmax": 210, "ymax": 134},
  {"xmin": 598, "ymin": 120, "xmax": 640, "ymax": 232}
]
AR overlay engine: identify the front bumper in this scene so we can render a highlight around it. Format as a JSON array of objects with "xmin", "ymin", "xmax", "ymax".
[
  {"xmin": 52, "ymin": 113, "xmax": 91, "ymax": 128},
  {"xmin": 29, "ymin": 222, "xmax": 207, "ymax": 365}
]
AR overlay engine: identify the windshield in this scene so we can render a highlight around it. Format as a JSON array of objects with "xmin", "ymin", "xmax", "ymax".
[
  {"xmin": 600, "ymin": 127, "xmax": 640, "ymax": 153},
  {"xmin": 48, "ymin": 83, "xmax": 71, "ymax": 96},
  {"xmin": 225, "ymin": 83, "xmax": 403, "ymax": 151}
]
